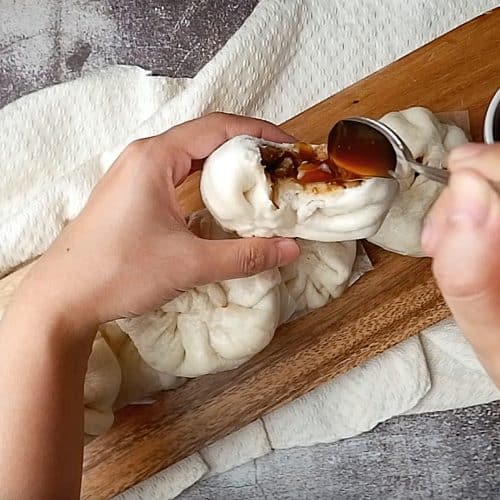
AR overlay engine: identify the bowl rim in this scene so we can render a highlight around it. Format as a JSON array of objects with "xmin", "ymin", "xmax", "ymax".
[{"xmin": 484, "ymin": 88, "xmax": 500, "ymax": 144}]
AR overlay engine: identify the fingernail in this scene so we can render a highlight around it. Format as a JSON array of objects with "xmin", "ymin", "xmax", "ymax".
[
  {"xmin": 447, "ymin": 171, "xmax": 491, "ymax": 228},
  {"xmin": 449, "ymin": 143, "xmax": 486, "ymax": 164},
  {"xmin": 275, "ymin": 238, "xmax": 300, "ymax": 265}
]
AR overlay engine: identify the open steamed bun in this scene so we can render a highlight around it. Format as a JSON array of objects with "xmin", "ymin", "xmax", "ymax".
[
  {"xmin": 200, "ymin": 136, "xmax": 399, "ymax": 242},
  {"xmin": 368, "ymin": 107, "xmax": 469, "ymax": 256}
]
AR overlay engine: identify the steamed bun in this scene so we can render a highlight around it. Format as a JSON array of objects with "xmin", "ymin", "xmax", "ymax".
[
  {"xmin": 84, "ymin": 325, "xmax": 184, "ymax": 441},
  {"xmin": 368, "ymin": 107, "xmax": 469, "ymax": 256},
  {"xmin": 100, "ymin": 323, "xmax": 184, "ymax": 408},
  {"xmin": 279, "ymin": 240, "xmax": 357, "ymax": 323},
  {"xmin": 118, "ymin": 271, "xmax": 281, "ymax": 377},
  {"xmin": 191, "ymin": 209, "xmax": 360, "ymax": 324},
  {"xmin": 200, "ymin": 135, "xmax": 399, "ymax": 242},
  {"xmin": 83, "ymin": 332, "xmax": 121, "ymax": 437}
]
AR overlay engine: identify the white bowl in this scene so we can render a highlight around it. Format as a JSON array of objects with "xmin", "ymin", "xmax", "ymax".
[{"xmin": 484, "ymin": 88, "xmax": 500, "ymax": 144}]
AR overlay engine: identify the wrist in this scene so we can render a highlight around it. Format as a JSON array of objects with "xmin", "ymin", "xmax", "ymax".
[
  {"xmin": 7, "ymin": 258, "xmax": 99, "ymax": 343},
  {"xmin": 0, "ymin": 292, "xmax": 97, "ymax": 387}
]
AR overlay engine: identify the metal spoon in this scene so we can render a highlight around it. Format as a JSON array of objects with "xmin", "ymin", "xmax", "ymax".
[{"xmin": 328, "ymin": 117, "xmax": 450, "ymax": 185}]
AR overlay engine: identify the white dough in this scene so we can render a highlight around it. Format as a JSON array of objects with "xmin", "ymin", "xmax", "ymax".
[
  {"xmin": 279, "ymin": 239, "xmax": 357, "ymax": 323},
  {"xmin": 83, "ymin": 332, "xmax": 122, "ymax": 437},
  {"xmin": 118, "ymin": 272, "xmax": 281, "ymax": 378},
  {"xmin": 368, "ymin": 107, "xmax": 469, "ymax": 256},
  {"xmin": 200, "ymin": 135, "xmax": 399, "ymax": 242},
  {"xmin": 100, "ymin": 323, "xmax": 184, "ymax": 408},
  {"xmin": 84, "ymin": 325, "xmax": 184, "ymax": 440}
]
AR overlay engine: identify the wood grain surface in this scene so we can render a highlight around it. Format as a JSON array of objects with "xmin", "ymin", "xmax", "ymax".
[{"xmin": 1, "ymin": 7, "xmax": 498, "ymax": 499}]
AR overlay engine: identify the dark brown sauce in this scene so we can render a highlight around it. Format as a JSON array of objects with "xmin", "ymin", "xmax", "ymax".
[
  {"xmin": 260, "ymin": 142, "xmax": 360, "ymax": 186},
  {"xmin": 261, "ymin": 120, "xmax": 396, "ymax": 186},
  {"xmin": 328, "ymin": 120, "xmax": 395, "ymax": 178}
]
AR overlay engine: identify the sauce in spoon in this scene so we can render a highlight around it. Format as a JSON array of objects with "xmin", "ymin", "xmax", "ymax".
[{"xmin": 328, "ymin": 120, "xmax": 396, "ymax": 178}]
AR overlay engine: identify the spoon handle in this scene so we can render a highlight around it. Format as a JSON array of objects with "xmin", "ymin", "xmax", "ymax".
[
  {"xmin": 407, "ymin": 161, "xmax": 449, "ymax": 184},
  {"xmin": 408, "ymin": 160, "xmax": 500, "ymax": 195}
]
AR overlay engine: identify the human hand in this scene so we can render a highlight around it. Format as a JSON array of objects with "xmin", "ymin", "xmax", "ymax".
[
  {"xmin": 15, "ymin": 113, "xmax": 300, "ymax": 329},
  {"xmin": 422, "ymin": 143, "xmax": 500, "ymax": 386}
]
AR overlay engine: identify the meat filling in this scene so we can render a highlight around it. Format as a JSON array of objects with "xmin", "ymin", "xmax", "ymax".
[{"xmin": 260, "ymin": 142, "xmax": 362, "ymax": 185}]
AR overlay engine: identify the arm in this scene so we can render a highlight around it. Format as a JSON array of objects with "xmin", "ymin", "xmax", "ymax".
[
  {"xmin": 0, "ymin": 113, "xmax": 300, "ymax": 498},
  {"xmin": 0, "ymin": 283, "xmax": 95, "ymax": 499}
]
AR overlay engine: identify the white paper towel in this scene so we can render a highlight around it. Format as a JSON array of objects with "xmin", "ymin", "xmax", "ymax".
[
  {"xmin": 200, "ymin": 420, "xmax": 271, "ymax": 478},
  {"xmin": 263, "ymin": 337, "xmax": 430, "ymax": 449},
  {"xmin": 407, "ymin": 318, "xmax": 500, "ymax": 414},
  {"xmin": 114, "ymin": 454, "xmax": 208, "ymax": 500},
  {"xmin": 1, "ymin": 1, "xmax": 499, "ymax": 499},
  {"xmin": 0, "ymin": 66, "xmax": 184, "ymax": 276}
]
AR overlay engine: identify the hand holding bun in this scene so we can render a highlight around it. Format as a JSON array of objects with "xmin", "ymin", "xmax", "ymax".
[
  {"xmin": 117, "ymin": 210, "xmax": 282, "ymax": 377},
  {"xmin": 117, "ymin": 209, "xmax": 359, "ymax": 377}
]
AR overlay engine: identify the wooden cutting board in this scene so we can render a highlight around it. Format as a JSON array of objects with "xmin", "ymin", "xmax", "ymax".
[
  {"xmin": 81, "ymin": 9, "xmax": 500, "ymax": 497},
  {"xmin": 1, "ymin": 7, "xmax": 498, "ymax": 499}
]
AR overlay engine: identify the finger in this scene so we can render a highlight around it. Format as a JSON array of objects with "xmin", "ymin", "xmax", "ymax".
[
  {"xmin": 223, "ymin": 113, "xmax": 297, "ymax": 144},
  {"xmin": 421, "ymin": 186, "xmax": 451, "ymax": 256},
  {"xmin": 448, "ymin": 143, "xmax": 500, "ymax": 181},
  {"xmin": 191, "ymin": 236, "xmax": 300, "ymax": 284},
  {"xmin": 431, "ymin": 169, "xmax": 500, "ymax": 384},
  {"xmin": 161, "ymin": 112, "xmax": 296, "ymax": 161},
  {"xmin": 423, "ymin": 143, "xmax": 500, "ymax": 256}
]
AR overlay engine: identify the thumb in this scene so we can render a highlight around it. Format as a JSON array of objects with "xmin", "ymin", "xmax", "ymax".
[
  {"xmin": 195, "ymin": 236, "xmax": 300, "ymax": 283},
  {"xmin": 448, "ymin": 143, "xmax": 500, "ymax": 180},
  {"xmin": 430, "ymin": 170, "xmax": 500, "ymax": 386}
]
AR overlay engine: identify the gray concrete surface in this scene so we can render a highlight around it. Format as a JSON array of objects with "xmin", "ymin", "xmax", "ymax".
[
  {"xmin": 0, "ymin": 0, "xmax": 259, "ymax": 107},
  {"xmin": 181, "ymin": 403, "xmax": 499, "ymax": 499},
  {"xmin": 1, "ymin": 1, "xmax": 499, "ymax": 498}
]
